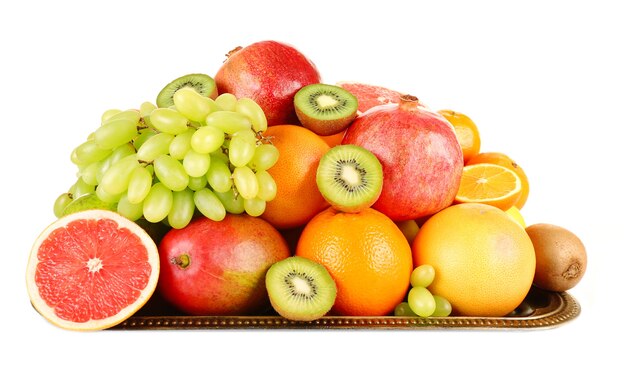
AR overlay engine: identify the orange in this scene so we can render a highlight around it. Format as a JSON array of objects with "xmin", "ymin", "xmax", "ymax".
[
  {"xmin": 467, "ymin": 152, "xmax": 530, "ymax": 209},
  {"xmin": 454, "ymin": 163, "xmax": 522, "ymax": 211},
  {"xmin": 439, "ymin": 110, "xmax": 481, "ymax": 163},
  {"xmin": 296, "ymin": 207, "xmax": 413, "ymax": 316},
  {"xmin": 412, "ymin": 203, "xmax": 536, "ymax": 317},
  {"xmin": 261, "ymin": 124, "xmax": 330, "ymax": 229},
  {"xmin": 319, "ymin": 129, "xmax": 346, "ymax": 147},
  {"xmin": 26, "ymin": 210, "xmax": 160, "ymax": 331}
]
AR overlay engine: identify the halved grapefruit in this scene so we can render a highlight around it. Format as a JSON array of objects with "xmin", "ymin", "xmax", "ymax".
[
  {"xmin": 26, "ymin": 209, "xmax": 160, "ymax": 331},
  {"xmin": 336, "ymin": 81, "xmax": 403, "ymax": 114}
]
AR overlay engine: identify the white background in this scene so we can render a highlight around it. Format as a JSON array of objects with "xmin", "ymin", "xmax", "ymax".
[{"xmin": 1, "ymin": 0, "xmax": 623, "ymax": 380}]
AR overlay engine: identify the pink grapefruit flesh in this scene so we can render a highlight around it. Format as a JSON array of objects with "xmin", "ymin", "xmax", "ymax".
[
  {"xmin": 336, "ymin": 81, "xmax": 403, "ymax": 114},
  {"xmin": 26, "ymin": 210, "xmax": 160, "ymax": 331}
]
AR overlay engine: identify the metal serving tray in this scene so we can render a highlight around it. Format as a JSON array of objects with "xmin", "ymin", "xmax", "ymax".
[{"xmin": 114, "ymin": 287, "xmax": 580, "ymax": 330}]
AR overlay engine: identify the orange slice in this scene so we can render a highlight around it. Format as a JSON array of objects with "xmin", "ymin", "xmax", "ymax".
[{"xmin": 454, "ymin": 163, "xmax": 522, "ymax": 211}]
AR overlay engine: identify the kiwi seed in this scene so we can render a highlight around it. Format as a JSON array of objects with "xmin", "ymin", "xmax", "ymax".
[
  {"xmin": 316, "ymin": 144, "xmax": 383, "ymax": 213},
  {"xmin": 294, "ymin": 83, "xmax": 358, "ymax": 136},
  {"xmin": 265, "ymin": 257, "xmax": 336, "ymax": 321},
  {"xmin": 156, "ymin": 73, "xmax": 217, "ymax": 108}
]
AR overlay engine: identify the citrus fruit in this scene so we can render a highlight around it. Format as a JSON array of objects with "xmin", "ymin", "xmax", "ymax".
[
  {"xmin": 336, "ymin": 81, "xmax": 402, "ymax": 114},
  {"xmin": 454, "ymin": 163, "xmax": 522, "ymax": 211},
  {"xmin": 466, "ymin": 152, "xmax": 530, "ymax": 209},
  {"xmin": 261, "ymin": 124, "xmax": 330, "ymax": 229},
  {"xmin": 26, "ymin": 210, "xmax": 160, "ymax": 331},
  {"xmin": 318, "ymin": 129, "xmax": 346, "ymax": 147},
  {"xmin": 505, "ymin": 206, "xmax": 526, "ymax": 228},
  {"xmin": 296, "ymin": 207, "xmax": 413, "ymax": 316},
  {"xmin": 438, "ymin": 109, "xmax": 481, "ymax": 163},
  {"xmin": 412, "ymin": 203, "xmax": 536, "ymax": 317}
]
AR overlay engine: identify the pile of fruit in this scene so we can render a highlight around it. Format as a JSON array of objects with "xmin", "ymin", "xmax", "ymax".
[{"xmin": 25, "ymin": 40, "xmax": 587, "ymax": 331}]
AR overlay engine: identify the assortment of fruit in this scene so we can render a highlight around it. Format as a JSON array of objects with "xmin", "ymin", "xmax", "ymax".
[{"xmin": 25, "ymin": 40, "xmax": 588, "ymax": 330}]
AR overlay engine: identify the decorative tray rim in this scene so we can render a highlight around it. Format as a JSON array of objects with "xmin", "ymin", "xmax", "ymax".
[{"xmin": 113, "ymin": 289, "xmax": 580, "ymax": 330}]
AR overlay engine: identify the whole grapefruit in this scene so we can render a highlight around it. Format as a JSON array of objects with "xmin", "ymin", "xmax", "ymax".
[{"xmin": 412, "ymin": 203, "xmax": 536, "ymax": 317}]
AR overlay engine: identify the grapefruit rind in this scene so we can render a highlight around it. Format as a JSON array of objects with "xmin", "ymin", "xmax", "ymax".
[{"xmin": 25, "ymin": 209, "xmax": 160, "ymax": 331}]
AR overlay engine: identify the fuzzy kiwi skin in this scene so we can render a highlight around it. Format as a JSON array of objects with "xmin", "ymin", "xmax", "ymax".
[
  {"xmin": 296, "ymin": 107, "xmax": 356, "ymax": 136},
  {"xmin": 526, "ymin": 223, "xmax": 587, "ymax": 292}
]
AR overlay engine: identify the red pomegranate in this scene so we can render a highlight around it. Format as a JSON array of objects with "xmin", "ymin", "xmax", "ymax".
[
  {"xmin": 342, "ymin": 95, "xmax": 463, "ymax": 221},
  {"xmin": 215, "ymin": 40, "xmax": 321, "ymax": 126},
  {"xmin": 157, "ymin": 214, "xmax": 290, "ymax": 315}
]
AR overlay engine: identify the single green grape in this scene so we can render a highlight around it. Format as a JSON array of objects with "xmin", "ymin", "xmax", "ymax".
[
  {"xmin": 229, "ymin": 135, "xmax": 256, "ymax": 167},
  {"xmin": 410, "ymin": 264, "xmax": 436, "ymax": 288},
  {"xmin": 94, "ymin": 118, "xmax": 139, "ymax": 150},
  {"xmin": 249, "ymin": 144, "xmax": 279, "ymax": 171},
  {"xmin": 80, "ymin": 161, "xmax": 102, "ymax": 186},
  {"xmin": 214, "ymin": 93, "xmax": 238, "ymax": 111},
  {"xmin": 99, "ymin": 154, "xmax": 140, "ymax": 196},
  {"xmin": 169, "ymin": 129, "xmax": 194, "ymax": 160},
  {"xmin": 117, "ymin": 193, "xmax": 143, "ymax": 221},
  {"xmin": 69, "ymin": 178, "xmax": 96, "ymax": 200},
  {"xmin": 255, "ymin": 170, "xmax": 277, "ymax": 201},
  {"xmin": 191, "ymin": 125, "xmax": 224, "ymax": 154},
  {"xmin": 394, "ymin": 302, "xmax": 418, "ymax": 317},
  {"xmin": 235, "ymin": 97, "xmax": 267, "ymax": 133},
  {"xmin": 187, "ymin": 175, "xmax": 208, "ymax": 191},
  {"xmin": 96, "ymin": 143, "xmax": 136, "ymax": 184},
  {"xmin": 205, "ymin": 110, "xmax": 251, "ymax": 134},
  {"xmin": 432, "ymin": 295, "xmax": 453, "ymax": 317},
  {"xmin": 53, "ymin": 193, "xmax": 74, "ymax": 218},
  {"xmin": 243, "ymin": 197, "xmax": 266, "ymax": 217},
  {"xmin": 153, "ymin": 154, "xmax": 189, "ymax": 192},
  {"xmin": 149, "ymin": 108, "xmax": 189, "ymax": 135},
  {"xmin": 194, "ymin": 188, "xmax": 226, "ymax": 221},
  {"xmin": 214, "ymin": 189, "xmax": 245, "ymax": 214},
  {"xmin": 73, "ymin": 140, "xmax": 112, "ymax": 165},
  {"xmin": 127, "ymin": 165, "xmax": 153, "ymax": 204},
  {"xmin": 101, "ymin": 108, "xmax": 122, "ymax": 123},
  {"xmin": 407, "ymin": 286, "xmax": 436, "ymax": 317},
  {"xmin": 182, "ymin": 149, "xmax": 211, "ymax": 178},
  {"xmin": 173, "ymin": 87, "xmax": 218, "ymax": 123},
  {"xmin": 206, "ymin": 158, "xmax": 233, "ymax": 193},
  {"xmin": 168, "ymin": 188, "xmax": 195, "ymax": 229},
  {"xmin": 232, "ymin": 166, "xmax": 258, "ymax": 200},
  {"xmin": 136, "ymin": 132, "xmax": 175, "ymax": 162},
  {"xmin": 143, "ymin": 183, "xmax": 173, "ymax": 223}
]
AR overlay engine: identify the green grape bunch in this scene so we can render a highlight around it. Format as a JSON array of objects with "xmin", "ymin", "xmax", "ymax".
[{"xmin": 54, "ymin": 84, "xmax": 280, "ymax": 229}]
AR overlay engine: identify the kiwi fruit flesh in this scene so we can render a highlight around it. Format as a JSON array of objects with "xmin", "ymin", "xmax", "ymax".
[
  {"xmin": 294, "ymin": 83, "xmax": 358, "ymax": 136},
  {"xmin": 525, "ymin": 223, "xmax": 587, "ymax": 292},
  {"xmin": 265, "ymin": 256, "xmax": 337, "ymax": 321},
  {"xmin": 316, "ymin": 144, "xmax": 383, "ymax": 213},
  {"xmin": 156, "ymin": 73, "xmax": 217, "ymax": 108}
]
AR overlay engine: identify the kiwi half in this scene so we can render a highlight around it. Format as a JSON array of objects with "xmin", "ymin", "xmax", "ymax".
[
  {"xmin": 156, "ymin": 73, "xmax": 217, "ymax": 108},
  {"xmin": 294, "ymin": 83, "xmax": 358, "ymax": 136},
  {"xmin": 316, "ymin": 144, "xmax": 383, "ymax": 213},
  {"xmin": 265, "ymin": 257, "xmax": 336, "ymax": 321}
]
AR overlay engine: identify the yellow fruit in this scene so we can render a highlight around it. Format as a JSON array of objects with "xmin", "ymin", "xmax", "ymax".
[
  {"xmin": 412, "ymin": 203, "xmax": 536, "ymax": 317},
  {"xmin": 505, "ymin": 206, "xmax": 526, "ymax": 228}
]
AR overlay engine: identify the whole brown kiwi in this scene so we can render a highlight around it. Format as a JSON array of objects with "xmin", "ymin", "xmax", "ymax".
[{"xmin": 525, "ymin": 223, "xmax": 587, "ymax": 292}]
